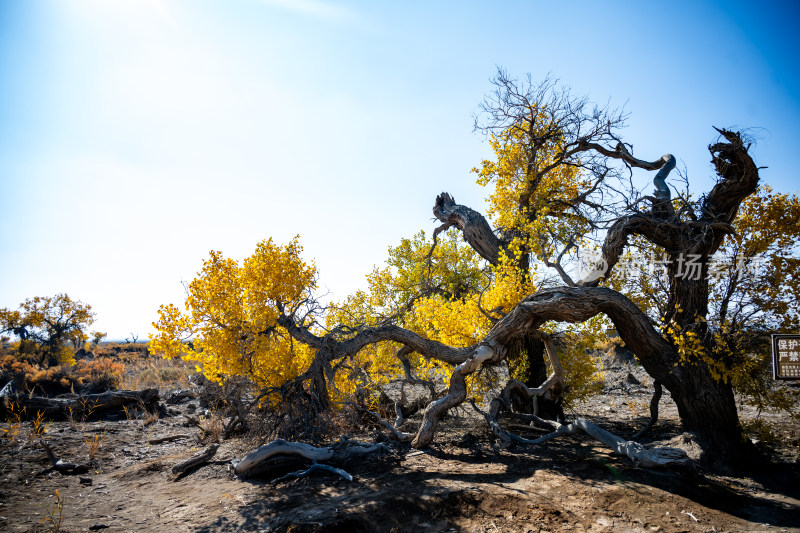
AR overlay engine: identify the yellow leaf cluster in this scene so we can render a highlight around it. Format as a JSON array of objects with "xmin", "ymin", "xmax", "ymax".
[
  {"xmin": 473, "ymin": 125, "xmax": 593, "ymax": 263},
  {"xmin": 150, "ymin": 237, "xmax": 317, "ymax": 391}
]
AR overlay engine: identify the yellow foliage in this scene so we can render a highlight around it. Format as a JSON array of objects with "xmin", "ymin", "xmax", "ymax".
[
  {"xmin": 151, "ymin": 236, "xmax": 318, "ymax": 391},
  {"xmin": 715, "ymin": 185, "xmax": 800, "ymax": 331},
  {"xmin": 55, "ymin": 346, "xmax": 76, "ymax": 366},
  {"xmin": 0, "ymin": 294, "xmax": 95, "ymax": 367},
  {"xmin": 473, "ymin": 125, "xmax": 593, "ymax": 268}
]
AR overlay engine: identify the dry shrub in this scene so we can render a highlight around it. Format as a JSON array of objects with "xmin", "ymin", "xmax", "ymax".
[
  {"xmin": 74, "ymin": 358, "xmax": 125, "ymax": 393},
  {"xmin": 0, "ymin": 354, "xmax": 38, "ymax": 391},
  {"xmin": 742, "ymin": 418, "xmax": 782, "ymax": 447},
  {"xmin": 1, "ymin": 407, "xmax": 23, "ymax": 444},
  {"xmin": 122, "ymin": 357, "xmax": 194, "ymax": 390},
  {"xmin": 0, "ymin": 356, "xmax": 125, "ymax": 396},
  {"xmin": 84, "ymin": 429, "xmax": 107, "ymax": 460},
  {"xmin": 198, "ymin": 412, "xmax": 225, "ymax": 443},
  {"xmin": 253, "ymin": 376, "xmax": 333, "ymax": 443}
]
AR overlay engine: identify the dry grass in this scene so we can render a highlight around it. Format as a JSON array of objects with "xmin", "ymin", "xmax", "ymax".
[
  {"xmin": 28, "ymin": 410, "xmax": 49, "ymax": 444},
  {"xmin": 39, "ymin": 488, "xmax": 63, "ymax": 533},
  {"xmin": 198, "ymin": 412, "xmax": 225, "ymax": 443},
  {"xmin": 120, "ymin": 356, "xmax": 196, "ymax": 391},
  {"xmin": 141, "ymin": 410, "xmax": 160, "ymax": 427},
  {"xmin": 1, "ymin": 415, "xmax": 22, "ymax": 445},
  {"xmin": 84, "ymin": 429, "xmax": 106, "ymax": 460}
]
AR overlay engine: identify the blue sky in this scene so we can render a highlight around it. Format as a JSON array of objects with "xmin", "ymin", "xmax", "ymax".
[{"xmin": 1, "ymin": 0, "xmax": 798, "ymax": 339}]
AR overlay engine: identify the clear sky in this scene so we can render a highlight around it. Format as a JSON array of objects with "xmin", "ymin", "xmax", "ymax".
[{"xmin": 1, "ymin": 0, "xmax": 798, "ymax": 340}]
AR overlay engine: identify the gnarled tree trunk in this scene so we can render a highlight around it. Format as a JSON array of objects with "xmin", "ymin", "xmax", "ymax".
[{"xmin": 276, "ymin": 129, "xmax": 759, "ymax": 461}]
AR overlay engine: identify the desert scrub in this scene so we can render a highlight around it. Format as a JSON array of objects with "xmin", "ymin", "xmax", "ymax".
[
  {"xmin": 84, "ymin": 429, "xmax": 107, "ymax": 460},
  {"xmin": 121, "ymin": 357, "xmax": 195, "ymax": 390},
  {"xmin": 0, "ymin": 355, "xmax": 125, "ymax": 396},
  {"xmin": 198, "ymin": 412, "xmax": 225, "ymax": 443},
  {"xmin": 1, "ymin": 407, "xmax": 23, "ymax": 444}
]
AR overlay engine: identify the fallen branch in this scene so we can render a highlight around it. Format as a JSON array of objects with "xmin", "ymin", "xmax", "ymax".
[
  {"xmin": 166, "ymin": 389, "xmax": 198, "ymax": 405},
  {"xmin": 532, "ymin": 417, "xmax": 690, "ymax": 468},
  {"xmin": 148, "ymin": 434, "xmax": 193, "ymax": 445},
  {"xmin": 2, "ymin": 389, "xmax": 160, "ymax": 421},
  {"xmin": 172, "ymin": 444, "xmax": 219, "ymax": 475},
  {"xmin": 234, "ymin": 439, "xmax": 332, "ymax": 478},
  {"xmin": 233, "ymin": 438, "xmax": 389, "ymax": 480},
  {"xmin": 40, "ymin": 440, "xmax": 90, "ymax": 475},
  {"xmin": 272, "ymin": 463, "xmax": 353, "ymax": 484}
]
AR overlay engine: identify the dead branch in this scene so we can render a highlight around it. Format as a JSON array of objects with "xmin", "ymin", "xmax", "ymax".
[
  {"xmin": 235, "ymin": 440, "xmax": 333, "ymax": 478},
  {"xmin": 574, "ymin": 418, "xmax": 689, "ymax": 468},
  {"xmin": 433, "ymin": 192, "xmax": 505, "ymax": 265},
  {"xmin": 171, "ymin": 444, "xmax": 219, "ymax": 475},
  {"xmin": 148, "ymin": 434, "xmax": 193, "ymax": 445},
  {"xmin": 271, "ymin": 463, "xmax": 353, "ymax": 484},
  {"xmin": 40, "ymin": 440, "xmax": 90, "ymax": 475},
  {"xmin": 510, "ymin": 416, "xmax": 689, "ymax": 467},
  {"xmin": 2, "ymin": 389, "xmax": 160, "ymax": 421},
  {"xmin": 233, "ymin": 438, "xmax": 390, "ymax": 480},
  {"xmin": 359, "ymin": 405, "xmax": 414, "ymax": 442}
]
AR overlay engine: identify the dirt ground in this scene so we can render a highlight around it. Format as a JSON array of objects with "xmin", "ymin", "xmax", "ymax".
[{"xmin": 2, "ymin": 360, "xmax": 799, "ymax": 533}]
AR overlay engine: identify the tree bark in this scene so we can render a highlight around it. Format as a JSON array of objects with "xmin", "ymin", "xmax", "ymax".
[
  {"xmin": 432, "ymin": 192, "xmax": 505, "ymax": 264},
  {"xmin": 431, "ymin": 193, "xmax": 562, "ymax": 419}
]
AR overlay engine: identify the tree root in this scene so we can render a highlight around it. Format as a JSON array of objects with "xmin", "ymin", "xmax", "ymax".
[{"xmin": 468, "ymin": 331, "xmax": 565, "ymax": 448}]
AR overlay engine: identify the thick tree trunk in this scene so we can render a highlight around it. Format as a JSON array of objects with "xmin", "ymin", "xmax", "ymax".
[{"xmin": 669, "ymin": 364, "xmax": 743, "ymax": 457}]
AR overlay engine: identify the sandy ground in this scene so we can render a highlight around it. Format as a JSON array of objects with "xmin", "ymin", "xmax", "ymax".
[{"xmin": 1, "ymin": 361, "xmax": 799, "ymax": 533}]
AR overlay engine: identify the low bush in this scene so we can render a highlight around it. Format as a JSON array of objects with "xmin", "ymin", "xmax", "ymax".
[{"xmin": 0, "ymin": 355, "xmax": 125, "ymax": 396}]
